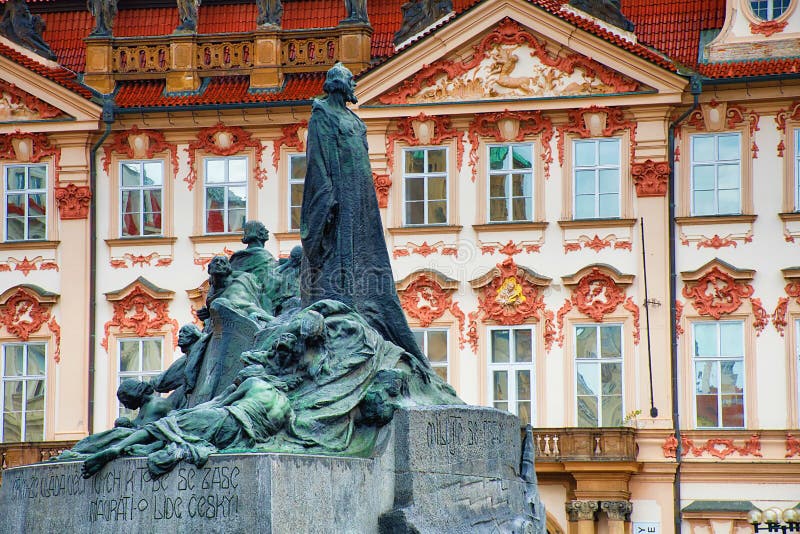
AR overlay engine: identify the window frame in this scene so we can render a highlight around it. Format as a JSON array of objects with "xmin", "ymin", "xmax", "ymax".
[
  {"xmin": 203, "ymin": 156, "xmax": 249, "ymax": 235},
  {"xmin": 573, "ymin": 323, "xmax": 624, "ymax": 428},
  {"xmin": 689, "ymin": 132, "xmax": 743, "ymax": 217},
  {"xmin": 3, "ymin": 163, "xmax": 48, "ymax": 242},
  {"xmin": 116, "ymin": 337, "xmax": 164, "ymax": 419},
  {"xmin": 487, "ymin": 325, "xmax": 536, "ymax": 426},
  {"xmin": 571, "ymin": 138, "xmax": 622, "ymax": 220},
  {"xmin": 402, "ymin": 146, "xmax": 450, "ymax": 227},
  {"xmin": 486, "ymin": 142, "xmax": 535, "ymax": 223},
  {"xmin": 1, "ymin": 341, "xmax": 47, "ymax": 443},
  {"xmin": 749, "ymin": 0, "xmax": 791, "ymax": 20},
  {"xmin": 288, "ymin": 153, "xmax": 307, "ymax": 233},
  {"xmin": 794, "ymin": 128, "xmax": 800, "ymax": 212},
  {"xmin": 118, "ymin": 160, "xmax": 165, "ymax": 238},
  {"xmin": 412, "ymin": 328, "xmax": 450, "ymax": 384},
  {"xmin": 690, "ymin": 320, "xmax": 746, "ymax": 429}
]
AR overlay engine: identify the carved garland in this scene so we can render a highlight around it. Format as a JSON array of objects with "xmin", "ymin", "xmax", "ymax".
[
  {"xmin": 467, "ymin": 110, "xmax": 554, "ymax": 181},
  {"xmin": 397, "ymin": 274, "xmax": 467, "ymax": 349},
  {"xmin": 631, "ymin": 159, "xmax": 669, "ymax": 197},
  {"xmin": 185, "ymin": 123, "xmax": 267, "ymax": 190},
  {"xmin": 773, "ymin": 297, "xmax": 789, "ymax": 337},
  {"xmin": 775, "ymin": 102, "xmax": 800, "ymax": 158},
  {"xmin": 557, "ymin": 106, "xmax": 637, "ymax": 167},
  {"xmin": 662, "ymin": 434, "xmax": 762, "ymax": 459},
  {"xmin": 373, "ymin": 173, "xmax": 392, "ymax": 209},
  {"xmin": 681, "ymin": 266, "xmax": 754, "ymax": 319},
  {"xmin": 102, "ymin": 125, "xmax": 179, "ymax": 176},
  {"xmin": 480, "ymin": 240, "xmax": 541, "ymax": 256},
  {"xmin": 0, "ymin": 256, "xmax": 59, "ymax": 276},
  {"xmin": 675, "ymin": 300, "xmax": 685, "ymax": 339},
  {"xmin": 787, "ymin": 433, "xmax": 800, "ymax": 458},
  {"xmin": 385, "ymin": 113, "xmax": 464, "ymax": 175},
  {"xmin": 0, "ymin": 287, "xmax": 61, "ymax": 362},
  {"xmin": 102, "ymin": 286, "xmax": 179, "ymax": 351},
  {"xmin": 271, "ymin": 121, "xmax": 308, "ymax": 170},
  {"xmin": 687, "ymin": 101, "xmax": 760, "ymax": 158},
  {"xmin": 378, "ymin": 18, "xmax": 639, "ymax": 105},
  {"xmin": 750, "ymin": 20, "xmax": 788, "ymax": 37},
  {"xmin": 0, "ymin": 80, "xmax": 63, "ymax": 119}
]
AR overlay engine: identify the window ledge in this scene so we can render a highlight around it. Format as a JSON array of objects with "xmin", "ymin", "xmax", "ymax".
[
  {"xmin": 0, "ymin": 240, "xmax": 60, "ymax": 251},
  {"xmin": 273, "ymin": 231, "xmax": 300, "ymax": 240},
  {"xmin": 105, "ymin": 237, "xmax": 177, "ymax": 247},
  {"xmin": 189, "ymin": 234, "xmax": 243, "ymax": 244},
  {"xmin": 387, "ymin": 225, "xmax": 463, "ymax": 235},
  {"xmin": 675, "ymin": 214, "xmax": 757, "ymax": 226},
  {"xmin": 779, "ymin": 212, "xmax": 800, "ymax": 222},
  {"xmin": 473, "ymin": 222, "xmax": 548, "ymax": 232},
  {"xmin": 557, "ymin": 218, "xmax": 636, "ymax": 230}
]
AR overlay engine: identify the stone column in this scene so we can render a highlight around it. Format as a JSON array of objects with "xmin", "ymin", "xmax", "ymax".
[
  {"xmin": 601, "ymin": 501, "xmax": 633, "ymax": 534},
  {"xmin": 567, "ymin": 500, "xmax": 599, "ymax": 534}
]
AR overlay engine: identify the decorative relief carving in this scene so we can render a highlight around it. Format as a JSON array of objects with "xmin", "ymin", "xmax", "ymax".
[
  {"xmin": 185, "ymin": 123, "xmax": 266, "ymax": 189},
  {"xmin": 109, "ymin": 252, "xmax": 172, "ymax": 269},
  {"xmin": 271, "ymin": 121, "xmax": 308, "ymax": 170},
  {"xmin": 102, "ymin": 125, "xmax": 179, "ymax": 175},
  {"xmin": 466, "ymin": 310, "xmax": 479, "ymax": 353},
  {"xmin": 379, "ymin": 19, "xmax": 639, "ymax": 105},
  {"xmin": 480, "ymin": 240, "xmax": 542, "ymax": 256},
  {"xmin": 570, "ymin": 268, "xmax": 627, "ymax": 322},
  {"xmin": 543, "ymin": 309, "xmax": 556, "ymax": 352},
  {"xmin": 631, "ymin": 159, "xmax": 669, "ymax": 197},
  {"xmin": 623, "ymin": 297, "xmax": 640, "ymax": 345},
  {"xmin": 601, "ymin": 501, "xmax": 632, "ymax": 522},
  {"xmin": 775, "ymin": 102, "xmax": 800, "ymax": 158},
  {"xmin": 0, "ymin": 80, "xmax": 63, "ymax": 120},
  {"xmin": 557, "ymin": 106, "xmax": 637, "ymax": 166},
  {"xmin": 681, "ymin": 266, "xmax": 754, "ymax": 319},
  {"xmin": 772, "ymin": 297, "xmax": 788, "ymax": 336},
  {"xmin": 198, "ymin": 42, "xmax": 253, "ymax": 70},
  {"xmin": 556, "ymin": 300, "xmax": 572, "ymax": 347},
  {"xmin": 662, "ymin": 434, "xmax": 762, "ymax": 459},
  {"xmin": 193, "ymin": 247, "xmax": 235, "ymax": 268},
  {"xmin": 281, "ymin": 38, "xmax": 337, "ymax": 68},
  {"xmin": 392, "ymin": 241, "xmax": 459, "ymax": 259},
  {"xmin": 467, "ymin": 110, "xmax": 553, "ymax": 181},
  {"xmin": 787, "ymin": 433, "xmax": 800, "ymax": 458},
  {"xmin": 750, "ymin": 297, "xmax": 769, "ymax": 336},
  {"xmin": 688, "ymin": 101, "xmax": 759, "ymax": 157},
  {"xmin": 0, "ymin": 131, "xmax": 61, "ymax": 177},
  {"xmin": 566, "ymin": 500, "xmax": 599, "ymax": 522},
  {"xmin": 386, "ymin": 113, "xmax": 463, "ymax": 174},
  {"xmin": 373, "ymin": 173, "xmax": 391, "ymax": 209},
  {"xmin": 102, "ymin": 281, "xmax": 179, "ymax": 351},
  {"xmin": 0, "ymin": 286, "xmax": 60, "ymax": 361},
  {"xmin": 396, "ymin": 271, "xmax": 467, "ymax": 348},
  {"xmin": 470, "ymin": 257, "xmax": 551, "ymax": 327},
  {"xmin": 696, "ymin": 234, "xmax": 738, "ymax": 249},
  {"xmin": 54, "ymin": 184, "xmax": 92, "ymax": 220},
  {"xmin": 675, "ymin": 300, "xmax": 684, "ymax": 339},
  {"xmin": 47, "ymin": 316, "xmax": 61, "ymax": 363},
  {"xmin": 750, "ymin": 19, "xmax": 787, "ymax": 37},
  {"xmin": 114, "ymin": 44, "xmax": 170, "ymax": 73},
  {"xmin": 0, "ymin": 256, "xmax": 59, "ymax": 276}
]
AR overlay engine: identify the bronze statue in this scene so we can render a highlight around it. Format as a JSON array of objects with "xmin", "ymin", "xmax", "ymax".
[
  {"xmin": 256, "ymin": 0, "xmax": 283, "ymax": 27},
  {"xmin": 197, "ymin": 255, "xmax": 271, "ymax": 325},
  {"xmin": 175, "ymin": 0, "xmax": 201, "ymax": 32},
  {"xmin": 568, "ymin": 0, "xmax": 634, "ymax": 32},
  {"xmin": 299, "ymin": 63, "xmax": 430, "ymax": 373},
  {"xmin": 0, "ymin": 0, "xmax": 57, "ymax": 60},
  {"xmin": 394, "ymin": 0, "xmax": 452, "ymax": 46},
  {"xmin": 87, "ymin": 0, "xmax": 117, "ymax": 37},
  {"xmin": 150, "ymin": 323, "xmax": 203, "ymax": 408},
  {"xmin": 342, "ymin": 0, "xmax": 368, "ymax": 24}
]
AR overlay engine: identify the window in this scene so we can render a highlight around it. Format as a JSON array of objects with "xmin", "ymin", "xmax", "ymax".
[
  {"xmin": 691, "ymin": 133, "xmax": 741, "ymax": 216},
  {"xmin": 795, "ymin": 129, "xmax": 800, "ymax": 211},
  {"xmin": 118, "ymin": 338, "xmax": 163, "ymax": 419},
  {"xmin": 750, "ymin": 0, "xmax": 790, "ymax": 20},
  {"xmin": 1, "ymin": 343, "xmax": 46, "ymax": 442},
  {"xmin": 120, "ymin": 161, "xmax": 163, "ymax": 237},
  {"xmin": 575, "ymin": 324, "xmax": 623, "ymax": 427},
  {"xmin": 4, "ymin": 164, "xmax": 46, "ymax": 241},
  {"xmin": 288, "ymin": 154, "xmax": 306, "ymax": 232},
  {"xmin": 488, "ymin": 327, "xmax": 534, "ymax": 425},
  {"xmin": 488, "ymin": 144, "xmax": 533, "ymax": 222},
  {"xmin": 413, "ymin": 329, "xmax": 449, "ymax": 383},
  {"xmin": 204, "ymin": 157, "xmax": 247, "ymax": 234},
  {"xmin": 797, "ymin": 319, "xmax": 800, "ymax": 426},
  {"xmin": 403, "ymin": 147, "xmax": 447, "ymax": 226},
  {"xmin": 692, "ymin": 321, "xmax": 745, "ymax": 428},
  {"xmin": 573, "ymin": 139, "xmax": 620, "ymax": 219}
]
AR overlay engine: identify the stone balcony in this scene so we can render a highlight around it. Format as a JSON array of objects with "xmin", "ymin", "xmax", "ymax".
[
  {"xmin": 0, "ymin": 440, "xmax": 76, "ymax": 484},
  {"xmin": 533, "ymin": 427, "xmax": 638, "ymax": 462}
]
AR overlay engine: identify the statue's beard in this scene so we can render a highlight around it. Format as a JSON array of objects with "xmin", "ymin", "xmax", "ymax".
[{"xmin": 346, "ymin": 91, "xmax": 358, "ymax": 104}]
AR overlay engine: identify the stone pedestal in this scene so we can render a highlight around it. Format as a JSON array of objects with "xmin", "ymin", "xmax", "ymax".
[{"xmin": 0, "ymin": 406, "xmax": 543, "ymax": 533}]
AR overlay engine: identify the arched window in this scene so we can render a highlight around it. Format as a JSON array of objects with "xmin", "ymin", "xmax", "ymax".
[{"xmin": 750, "ymin": 0, "xmax": 790, "ymax": 20}]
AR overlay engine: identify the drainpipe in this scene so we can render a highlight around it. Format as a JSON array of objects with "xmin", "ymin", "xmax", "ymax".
[
  {"xmin": 668, "ymin": 75, "xmax": 701, "ymax": 534},
  {"xmin": 88, "ymin": 97, "xmax": 115, "ymax": 434}
]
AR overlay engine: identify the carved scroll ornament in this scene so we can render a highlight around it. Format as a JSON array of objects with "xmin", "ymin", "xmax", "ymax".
[
  {"xmin": 681, "ymin": 266, "xmax": 754, "ymax": 319},
  {"xmin": 102, "ymin": 125, "xmax": 179, "ymax": 175},
  {"xmin": 185, "ymin": 123, "xmax": 267, "ymax": 189}
]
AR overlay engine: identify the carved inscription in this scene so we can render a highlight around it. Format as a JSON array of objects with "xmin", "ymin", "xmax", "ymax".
[
  {"xmin": 7, "ymin": 464, "xmax": 241, "ymax": 523},
  {"xmin": 425, "ymin": 413, "xmax": 507, "ymax": 455}
]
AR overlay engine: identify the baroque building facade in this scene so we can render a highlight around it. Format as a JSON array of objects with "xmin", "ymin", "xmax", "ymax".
[{"xmin": 0, "ymin": 0, "xmax": 799, "ymax": 532}]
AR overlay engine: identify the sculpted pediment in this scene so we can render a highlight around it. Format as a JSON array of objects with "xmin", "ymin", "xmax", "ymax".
[
  {"xmin": 372, "ymin": 19, "xmax": 650, "ymax": 105},
  {"xmin": 0, "ymin": 79, "xmax": 68, "ymax": 122}
]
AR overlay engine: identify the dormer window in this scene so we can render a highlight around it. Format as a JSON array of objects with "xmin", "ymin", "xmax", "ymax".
[{"xmin": 750, "ymin": 0, "xmax": 790, "ymax": 20}]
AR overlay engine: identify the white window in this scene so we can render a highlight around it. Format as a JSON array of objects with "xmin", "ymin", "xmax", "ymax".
[
  {"xmin": 692, "ymin": 321, "xmax": 745, "ymax": 428},
  {"xmin": 204, "ymin": 157, "xmax": 247, "ymax": 234},
  {"xmin": 413, "ymin": 328, "xmax": 449, "ymax": 383},
  {"xmin": 488, "ymin": 326, "xmax": 534, "ymax": 426},
  {"xmin": 797, "ymin": 319, "xmax": 800, "ymax": 426},
  {"xmin": 794, "ymin": 129, "xmax": 800, "ymax": 212},
  {"xmin": 1, "ymin": 343, "xmax": 46, "ymax": 442},
  {"xmin": 403, "ymin": 147, "xmax": 447, "ymax": 226},
  {"xmin": 488, "ymin": 143, "xmax": 533, "ymax": 222},
  {"xmin": 573, "ymin": 139, "xmax": 620, "ymax": 219},
  {"xmin": 750, "ymin": 0, "xmax": 790, "ymax": 20},
  {"xmin": 120, "ymin": 161, "xmax": 163, "ymax": 237},
  {"xmin": 118, "ymin": 338, "xmax": 163, "ymax": 419},
  {"xmin": 288, "ymin": 154, "xmax": 306, "ymax": 232},
  {"xmin": 691, "ymin": 133, "xmax": 741, "ymax": 216},
  {"xmin": 4, "ymin": 164, "xmax": 47, "ymax": 241},
  {"xmin": 575, "ymin": 324, "xmax": 623, "ymax": 427}
]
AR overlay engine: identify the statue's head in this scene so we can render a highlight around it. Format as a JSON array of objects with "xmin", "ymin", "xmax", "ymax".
[
  {"xmin": 289, "ymin": 245, "xmax": 303, "ymax": 265},
  {"xmin": 116, "ymin": 379, "xmax": 154, "ymax": 410},
  {"xmin": 177, "ymin": 324, "xmax": 202, "ymax": 351},
  {"xmin": 299, "ymin": 310, "xmax": 325, "ymax": 341},
  {"xmin": 208, "ymin": 255, "xmax": 232, "ymax": 277},
  {"xmin": 234, "ymin": 364, "xmax": 266, "ymax": 386},
  {"xmin": 241, "ymin": 220, "xmax": 269, "ymax": 246},
  {"xmin": 323, "ymin": 62, "xmax": 357, "ymax": 104}
]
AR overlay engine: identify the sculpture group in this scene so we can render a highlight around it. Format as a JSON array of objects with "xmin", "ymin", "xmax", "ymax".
[{"xmin": 59, "ymin": 63, "xmax": 461, "ymax": 479}]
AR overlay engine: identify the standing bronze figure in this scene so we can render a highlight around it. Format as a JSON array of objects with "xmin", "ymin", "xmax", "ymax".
[{"xmin": 87, "ymin": 0, "xmax": 117, "ymax": 36}]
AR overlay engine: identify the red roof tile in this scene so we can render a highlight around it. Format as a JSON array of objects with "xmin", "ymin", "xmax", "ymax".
[
  {"xmin": 114, "ymin": 73, "xmax": 324, "ymax": 108},
  {"xmin": 0, "ymin": 40, "xmax": 92, "ymax": 98}
]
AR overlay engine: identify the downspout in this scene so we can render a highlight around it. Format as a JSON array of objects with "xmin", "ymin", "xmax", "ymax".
[
  {"xmin": 668, "ymin": 75, "xmax": 701, "ymax": 534},
  {"xmin": 88, "ymin": 97, "xmax": 115, "ymax": 434}
]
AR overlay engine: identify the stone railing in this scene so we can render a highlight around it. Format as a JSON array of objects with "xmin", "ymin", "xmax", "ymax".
[
  {"xmin": 533, "ymin": 428, "xmax": 637, "ymax": 462},
  {"xmin": 0, "ymin": 440, "xmax": 77, "ymax": 484}
]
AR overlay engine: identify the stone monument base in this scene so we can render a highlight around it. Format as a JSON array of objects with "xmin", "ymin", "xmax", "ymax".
[{"xmin": 0, "ymin": 406, "xmax": 537, "ymax": 533}]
